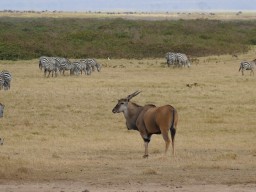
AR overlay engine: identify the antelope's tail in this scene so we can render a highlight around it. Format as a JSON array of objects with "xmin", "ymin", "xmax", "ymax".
[{"xmin": 170, "ymin": 108, "xmax": 178, "ymax": 141}]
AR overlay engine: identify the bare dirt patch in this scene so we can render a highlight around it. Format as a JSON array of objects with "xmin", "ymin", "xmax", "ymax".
[{"xmin": 0, "ymin": 181, "xmax": 256, "ymax": 192}]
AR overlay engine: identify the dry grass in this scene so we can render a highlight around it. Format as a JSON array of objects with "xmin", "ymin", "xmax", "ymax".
[{"xmin": 0, "ymin": 50, "xmax": 256, "ymax": 186}]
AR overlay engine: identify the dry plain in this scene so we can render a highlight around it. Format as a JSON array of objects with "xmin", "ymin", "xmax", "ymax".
[{"xmin": 0, "ymin": 49, "xmax": 256, "ymax": 191}]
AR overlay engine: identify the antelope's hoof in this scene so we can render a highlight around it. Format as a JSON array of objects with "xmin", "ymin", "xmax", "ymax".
[{"xmin": 143, "ymin": 155, "xmax": 149, "ymax": 158}]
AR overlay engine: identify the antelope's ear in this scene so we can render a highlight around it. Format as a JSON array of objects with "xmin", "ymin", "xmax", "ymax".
[{"xmin": 127, "ymin": 91, "xmax": 141, "ymax": 101}]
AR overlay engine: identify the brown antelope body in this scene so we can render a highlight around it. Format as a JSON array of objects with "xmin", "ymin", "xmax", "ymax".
[{"xmin": 112, "ymin": 91, "xmax": 178, "ymax": 158}]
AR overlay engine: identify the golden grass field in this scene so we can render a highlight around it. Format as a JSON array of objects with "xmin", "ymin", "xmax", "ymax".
[{"xmin": 0, "ymin": 48, "xmax": 256, "ymax": 191}]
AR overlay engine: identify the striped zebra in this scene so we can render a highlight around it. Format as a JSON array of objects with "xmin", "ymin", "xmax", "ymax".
[
  {"xmin": 81, "ymin": 58, "xmax": 101, "ymax": 72},
  {"xmin": 0, "ymin": 70, "xmax": 12, "ymax": 90},
  {"xmin": 42, "ymin": 57, "xmax": 60, "ymax": 77},
  {"xmin": 70, "ymin": 61, "xmax": 83, "ymax": 76},
  {"xmin": 165, "ymin": 52, "xmax": 177, "ymax": 67},
  {"xmin": 165, "ymin": 52, "xmax": 191, "ymax": 68},
  {"xmin": 39, "ymin": 56, "xmax": 49, "ymax": 70},
  {"xmin": 176, "ymin": 53, "xmax": 191, "ymax": 68},
  {"xmin": 70, "ymin": 61, "xmax": 91, "ymax": 76},
  {"xmin": 239, "ymin": 60, "xmax": 255, "ymax": 76},
  {"xmin": 79, "ymin": 60, "xmax": 93, "ymax": 75},
  {"xmin": 55, "ymin": 57, "xmax": 73, "ymax": 75}
]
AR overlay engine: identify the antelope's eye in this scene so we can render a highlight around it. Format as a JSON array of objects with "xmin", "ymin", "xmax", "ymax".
[{"xmin": 120, "ymin": 102, "xmax": 124, "ymax": 105}]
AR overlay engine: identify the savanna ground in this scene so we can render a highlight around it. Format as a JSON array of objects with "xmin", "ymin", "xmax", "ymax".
[{"xmin": 0, "ymin": 48, "xmax": 256, "ymax": 191}]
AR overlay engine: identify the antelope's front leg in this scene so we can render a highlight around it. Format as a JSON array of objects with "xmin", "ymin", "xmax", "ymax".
[
  {"xmin": 142, "ymin": 135, "xmax": 151, "ymax": 158},
  {"xmin": 143, "ymin": 141, "xmax": 149, "ymax": 158}
]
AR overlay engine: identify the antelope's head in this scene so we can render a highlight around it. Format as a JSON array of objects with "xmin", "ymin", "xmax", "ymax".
[{"xmin": 112, "ymin": 91, "xmax": 141, "ymax": 113}]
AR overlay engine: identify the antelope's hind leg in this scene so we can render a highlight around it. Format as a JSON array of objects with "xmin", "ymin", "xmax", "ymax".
[
  {"xmin": 162, "ymin": 130, "xmax": 171, "ymax": 156},
  {"xmin": 170, "ymin": 127, "xmax": 176, "ymax": 156}
]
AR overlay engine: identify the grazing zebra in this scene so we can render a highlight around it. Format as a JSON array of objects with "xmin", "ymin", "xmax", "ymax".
[
  {"xmin": 81, "ymin": 58, "xmax": 101, "ymax": 72},
  {"xmin": 165, "ymin": 52, "xmax": 177, "ymax": 67},
  {"xmin": 55, "ymin": 57, "xmax": 73, "ymax": 75},
  {"xmin": 42, "ymin": 57, "xmax": 60, "ymax": 77},
  {"xmin": 70, "ymin": 61, "xmax": 91, "ymax": 76},
  {"xmin": 70, "ymin": 61, "xmax": 83, "ymax": 76},
  {"xmin": 39, "ymin": 56, "xmax": 49, "ymax": 70},
  {"xmin": 165, "ymin": 52, "xmax": 191, "ymax": 68},
  {"xmin": 239, "ymin": 60, "xmax": 255, "ymax": 76},
  {"xmin": 176, "ymin": 53, "xmax": 191, "ymax": 68},
  {"xmin": 0, "ymin": 70, "xmax": 12, "ymax": 90}
]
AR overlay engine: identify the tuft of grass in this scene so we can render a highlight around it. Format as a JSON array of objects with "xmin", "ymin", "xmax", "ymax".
[
  {"xmin": 214, "ymin": 153, "xmax": 238, "ymax": 161},
  {"xmin": 142, "ymin": 168, "xmax": 158, "ymax": 175}
]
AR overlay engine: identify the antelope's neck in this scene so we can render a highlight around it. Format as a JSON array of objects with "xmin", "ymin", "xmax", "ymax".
[{"xmin": 123, "ymin": 102, "xmax": 142, "ymax": 130}]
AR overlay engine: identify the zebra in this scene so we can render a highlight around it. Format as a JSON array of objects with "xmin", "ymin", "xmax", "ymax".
[
  {"xmin": 165, "ymin": 52, "xmax": 191, "ymax": 68},
  {"xmin": 42, "ymin": 57, "xmax": 60, "ymax": 77},
  {"xmin": 81, "ymin": 58, "xmax": 101, "ymax": 72},
  {"xmin": 165, "ymin": 52, "xmax": 177, "ymax": 67},
  {"xmin": 39, "ymin": 56, "xmax": 50, "ymax": 70},
  {"xmin": 79, "ymin": 60, "xmax": 93, "ymax": 75},
  {"xmin": 176, "ymin": 53, "xmax": 191, "ymax": 68},
  {"xmin": 0, "ymin": 70, "xmax": 12, "ymax": 90},
  {"xmin": 70, "ymin": 61, "xmax": 82, "ymax": 76},
  {"xmin": 239, "ymin": 60, "xmax": 255, "ymax": 76},
  {"xmin": 55, "ymin": 57, "xmax": 73, "ymax": 76},
  {"xmin": 70, "ymin": 61, "xmax": 89, "ymax": 76}
]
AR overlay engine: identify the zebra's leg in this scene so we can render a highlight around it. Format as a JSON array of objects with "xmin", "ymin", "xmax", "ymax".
[
  {"xmin": 167, "ymin": 60, "xmax": 170, "ymax": 67},
  {"xmin": 47, "ymin": 71, "xmax": 51, "ymax": 78}
]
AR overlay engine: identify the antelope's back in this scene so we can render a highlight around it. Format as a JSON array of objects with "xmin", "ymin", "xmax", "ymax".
[{"xmin": 143, "ymin": 105, "xmax": 176, "ymax": 133}]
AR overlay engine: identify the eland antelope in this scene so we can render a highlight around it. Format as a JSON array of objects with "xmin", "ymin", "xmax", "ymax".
[{"xmin": 112, "ymin": 91, "xmax": 178, "ymax": 158}]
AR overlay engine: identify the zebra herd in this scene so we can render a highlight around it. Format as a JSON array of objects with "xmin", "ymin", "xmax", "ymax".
[
  {"xmin": 165, "ymin": 52, "xmax": 191, "ymax": 68},
  {"xmin": 39, "ymin": 56, "xmax": 102, "ymax": 77},
  {"xmin": 165, "ymin": 51, "xmax": 255, "ymax": 76},
  {"xmin": 0, "ymin": 70, "xmax": 12, "ymax": 90}
]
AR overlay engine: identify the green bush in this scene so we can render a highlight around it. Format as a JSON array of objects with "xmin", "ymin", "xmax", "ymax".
[{"xmin": 0, "ymin": 17, "xmax": 255, "ymax": 60}]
